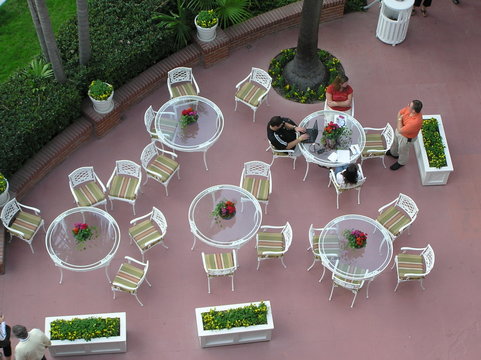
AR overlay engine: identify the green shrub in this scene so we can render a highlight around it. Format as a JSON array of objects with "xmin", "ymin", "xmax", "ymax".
[
  {"xmin": 421, "ymin": 118, "xmax": 447, "ymax": 168},
  {"xmin": 50, "ymin": 317, "xmax": 121, "ymax": 342},
  {"xmin": 202, "ymin": 302, "xmax": 268, "ymax": 330},
  {"xmin": 0, "ymin": 173, "xmax": 7, "ymax": 193},
  {"xmin": 344, "ymin": 0, "xmax": 367, "ymax": 13}
]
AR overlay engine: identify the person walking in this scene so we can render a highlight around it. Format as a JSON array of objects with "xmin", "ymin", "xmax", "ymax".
[
  {"xmin": 412, "ymin": 0, "xmax": 431, "ymax": 16},
  {"xmin": 386, "ymin": 100, "xmax": 423, "ymax": 171},
  {"xmin": 0, "ymin": 315, "xmax": 12, "ymax": 360},
  {"xmin": 12, "ymin": 325, "xmax": 51, "ymax": 360}
]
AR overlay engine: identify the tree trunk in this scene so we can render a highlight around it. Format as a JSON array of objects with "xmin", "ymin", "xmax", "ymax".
[
  {"xmin": 76, "ymin": 0, "xmax": 91, "ymax": 65},
  {"xmin": 283, "ymin": 0, "xmax": 327, "ymax": 91},
  {"xmin": 34, "ymin": 0, "xmax": 66, "ymax": 83},
  {"xmin": 27, "ymin": 0, "xmax": 49, "ymax": 62}
]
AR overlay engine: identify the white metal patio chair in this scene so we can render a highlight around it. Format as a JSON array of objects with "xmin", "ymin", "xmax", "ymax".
[
  {"xmin": 234, "ymin": 67, "xmax": 272, "ymax": 122},
  {"xmin": 266, "ymin": 140, "xmax": 298, "ymax": 169},
  {"xmin": 256, "ymin": 222, "xmax": 292, "ymax": 270},
  {"xmin": 240, "ymin": 161, "xmax": 272, "ymax": 214},
  {"xmin": 376, "ymin": 193, "xmax": 419, "ymax": 241},
  {"xmin": 327, "ymin": 164, "xmax": 367, "ymax": 209},
  {"xmin": 129, "ymin": 207, "xmax": 168, "ymax": 261},
  {"xmin": 68, "ymin": 166, "xmax": 107, "ymax": 209},
  {"xmin": 106, "ymin": 160, "xmax": 142, "ymax": 215},
  {"xmin": 112, "ymin": 256, "xmax": 151, "ymax": 306},
  {"xmin": 361, "ymin": 123, "xmax": 394, "ymax": 168},
  {"xmin": 167, "ymin": 67, "xmax": 200, "ymax": 99},
  {"xmin": 201, "ymin": 250, "xmax": 238, "ymax": 294},
  {"xmin": 329, "ymin": 259, "xmax": 369, "ymax": 308},
  {"xmin": 306, "ymin": 225, "xmax": 341, "ymax": 283},
  {"xmin": 394, "ymin": 245, "xmax": 435, "ymax": 292}
]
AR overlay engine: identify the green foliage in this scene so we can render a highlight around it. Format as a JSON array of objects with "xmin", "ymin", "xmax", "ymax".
[
  {"xmin": 215, "ymin": 0, "xmax": 251, "ymax": 28},
  {"xmin": 154, "ymin": 0, "xmax": 194, "ymax": 50},
  {"xmin": 196, "ymin": 9, "xmax": 218, "ymax": 28},
  {"xmin": 24, "ymin": 59, "xmax": 54, "ymax": 79},
  {"xmin": 50, "ymin": 317, "xmax": 121, "ymax": 342},
  {"xmin": 0, "ymin": 173, "xmax": 7, "ymax": 193},
  {"xmin": 269, "ymin": 48, "xmax": 344, "ymax": 104},
  {"xmin": 202, "ymin": 302, "xmax": 268, "ymax": 330},
  {"xmin": 421, "ymin": 118, "xmax": 447, "ymax": 168},
  {"xmin": 88, "ymin": 80, "xmax": 113, "ymax": 101},
  {"xmin": 248, "ymin": 0, "xmax": 299, "ymax": 16},
  {"xmin": 344, "ymin": 0, "xmax": 367, "ymax": 13}
]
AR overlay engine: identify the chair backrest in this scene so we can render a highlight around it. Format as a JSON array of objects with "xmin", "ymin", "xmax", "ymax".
[
  {"xmin": 151, "ymin": 206, "xmax": 167, "ymax": 234},
  {"xmin": 168, "ymin": 67, "xmax": 193, "ymax": 85},
  {"xmin": 68, "ymin": 167, "xmax": 97, "ymax": 187},
  {"xmin": 249, "ymin": 68, "xmax": 272, "ymax": 90},
  {"xmin": 0, "ymin": 198, "xmax": 21, "ymax": 227},
  {"xmin": 140, "ymin": 142, "xmax": 159, "ymax": 169},
  {"xmin": 144, "ymin": 106, "xmax": 156, "ymax": 134},
  {"xmin": 421, "ymin": 244, "xmax": 435, "ymax": 275},
  {"xmin": 282, "ymin": 222, "xmax": 293, "ymax": 252},
  {"xmin": 330, "ymin": 164, "xmax": 366, "ymax": 191},
  {"xmin": 243, "ymin": 161, "xmax": 271, "ymax": 178},
  {"xmin": 382, "ymin": 123, "xmax": 395, "ymax": 150},
  {"xmin": 115, "ymin": 160, "xmax": 141, "ymax": 179},
  {"xmin": 396, "ymin": 193, "xmax": 419, "ymax": 220}
]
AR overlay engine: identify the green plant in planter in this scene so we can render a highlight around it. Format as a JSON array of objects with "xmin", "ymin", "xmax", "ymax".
[
  {"xmin": 421, "ymin": 118, "xmax": 447, "ymax": 168},
  {"xmin": 202, "ymin": 302, "xmax": 268, "ymax": 330},
  {"xmin": 50, "ymin": 317, "xmax": 121, "ymax": 342},
  {"xmin": 88, "ymin": 80, "xmax": 113, "ymax": 101},
  {"xmin": 0, "ymin": 173, "xmax": 7, "ymax": 194},
  {"xmin": 154, "ymin": 0, "xmax": 193, "ymax": 50},
  {"xmin": 196, "ymin": 9, "xmax": 218, "ymax": 27}
]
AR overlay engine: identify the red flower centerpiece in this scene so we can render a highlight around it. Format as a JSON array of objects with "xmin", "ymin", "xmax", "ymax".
[
  {"xmin": 72, "ymin": 223, "xmax": 97, "ymax": 249},
  {"xmin": 344, "ymin": 229, "xmax": 367, "ymax": 249},
  {"xmin": 180, "ymin": 107, "xmax": 199, "ymax": 128},
  {"xmin": 211, "ymin": 200, "xmax": 236, "ymax": 222},
  {"xmin": 321, "ymin": 121, "xmax": 345, "ymax": 149}
]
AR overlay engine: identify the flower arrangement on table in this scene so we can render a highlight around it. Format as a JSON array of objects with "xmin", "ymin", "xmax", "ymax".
[
  {"xmin": 421, "ymin": 117, "xmax": 447, "ymax": 169},
  {"xmin": 321, "ymin": 121, "xmax": 351, "ymax": 150},
  {"xmin": 50, "ymin": 317, "xmax": 120, "ymax": 342},
  {"xmin": 88, "ymin": 80, "xmax": 113, "ymax": 101},
  {"xmin": 72, "ymin": 223, "xmax": 97, "ymax": 249},
  {"xmin": 202, "ymin": 302, "xmax": 268, "ymax": 330},
  {"xmin": 344, "ymin": 229, "xmax": 367, "ymax": 249},
  {"xmin": 196, "ymin": 9, "xmax": 218, "ymax": 28},
  {"xmin": 211, "ymin": 200, "xmax": 236, "ymax": 223},
  {"xmin": 0, "ymin": 173, "xmax": 7, "ymax": 194},
  {"xmin": 180, "ymin": 107, "xmax": 199, "ymax": 128}
]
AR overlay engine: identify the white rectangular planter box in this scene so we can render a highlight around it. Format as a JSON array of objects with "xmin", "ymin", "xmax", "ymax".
[
  {"xmin": 195, "ymin": 301, "xmax": 273, "ymax": 348},
  {"xmin": 45, "ymin": 312, "xmax": 126, "ymax": 357},
  {"xmin": 414, "ymin": 114, "xmax": 454, "ymax": 185}
]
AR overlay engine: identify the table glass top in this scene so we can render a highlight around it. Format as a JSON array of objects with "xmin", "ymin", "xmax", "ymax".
[
  {"xmin": 45, "ymin": 207, "xmax": 120, "ymax": 271},
  {"xmin": 319, "ymin": 214, "xmax": 392, "ymax": 280},
  {"xmin": 189, "ymin": 185, "xmax": 262, "ymax": 248},
  {"xmin": 155, "ymin": 95, "xmax": 224, "ymax": 151},
  {"xmin": 299, "ymin": 110, "xmax": 365, "ymax": 167}
]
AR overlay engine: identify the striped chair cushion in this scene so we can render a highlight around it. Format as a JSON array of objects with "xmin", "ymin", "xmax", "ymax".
[
  {"xmin": 257, "ymin": 232, "xmax": 284, "ymax": 257},
  {"xmin": 334, "ymin": 264, "xmax": 366, "ymax": 286},
  {"xmin": 157, "ymin": 118, "xmax": 178, "ymax": 141},
  {"xmin": 236, "ymin": 82, "xmax": 266, "ymax": 107},
  {"xmin": 73, "ymin": 181, "xmax": 106, "ymax": 206},
  {"xmin": 397, "ymin": 253, "xmax": 425, "ymax": 279},
  {"xmin": 109, "ymin": 175, "xmax": 139, "ymax": 200},
  {"xmin": 242, "ymin": 177, "xmax": 270, "ymax": 201},
  {"xmin": 312, "ymin": 234, "xmax": 340, "ymax": 258},
  {"xmin": 10, "ymin": 211, "xmax": 42, "ymax": 240},
  {"xmin": 129, "ymin": 219, "xmax": 162, "ymax": 251},
  {"xmin": 171, "ymin": 83, "xmax": 196, "ymax": 97},
  {"xmin": 203, "ymin": 252, "xmax": 235, "ymax": 271},
  {"xmin": 376, "ymin": 206, "xmax": 411, "ymax": 236},
  {"xmin": 113, "ymin": 263, "xmax": 144, "ymax": 293},
  {"xmin": 362, "ymin": 133, "xmax": 385, "ymax": 156},
  {"xmin": 147, "ymin": 155, "xmax": 179, "ymax": 182}
]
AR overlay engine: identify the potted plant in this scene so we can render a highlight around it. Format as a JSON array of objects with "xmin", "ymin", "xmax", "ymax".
[
  {"xmin": 88, "ymin": 80, "xmax": 114, "ymax": 114},
  {"xmin": 195, "ymin": 9, "xmax": 218, "ymax": 42},
  {"xmin": 179, "ymin": 107, "xmax": 199, "ymax": 128},
  {"xmin": 0, "ymin": 173, "xmax": 9, "ymax": 207},
  {"xmin": 321, "ymin": 121, "xmax": 351, "ymax": 150},
  {"xmin": 72, "ymin": 223, "xmax": 97, "ymax": 250},
  {"xmin": 344, "ymin": 229, "xmax": 367, "ymax": 249},
  {"xmin": 211, "ymin": 200, "xmax": 236, "ymax": 223}
]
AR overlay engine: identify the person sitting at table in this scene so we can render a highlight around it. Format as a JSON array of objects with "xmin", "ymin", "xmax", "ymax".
[
  {"xmin": 325, "ymin": 74, "xmax": 353, "ymax": 115},
  {"xmin": 267, "ymin": 116, "xmax": 309, "ymax": 154},
  {"xmin": 335, "ymin": 163, "xmax": 359, "ymax": 188}
]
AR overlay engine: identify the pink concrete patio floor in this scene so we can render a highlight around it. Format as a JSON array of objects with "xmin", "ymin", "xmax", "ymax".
[{"xmin": 2, "ymin": 1, "xmax": 481, "ymax": 359}]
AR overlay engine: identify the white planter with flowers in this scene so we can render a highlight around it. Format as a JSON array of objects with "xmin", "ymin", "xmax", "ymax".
[
  {"xmin": 195, "ymin": 301, "xmax": 273, "ymax": 348},
  {"xmin": 414, "ymin": 114, "xmax": 454, "ymax": 185},
  {"xmin": 88, "ymin": 80, "xmax": 114, "ymax": 114},
  {"xmin": 45, "ymin": 312, "xmax": 126, "ymax": 357},
  {"xmin": 0, "ymin": 174, "xmax": 9, "ymax": 207},
  {"xmin": 195, "ymin": 10, "xmax": 218, "ymax": 42}
]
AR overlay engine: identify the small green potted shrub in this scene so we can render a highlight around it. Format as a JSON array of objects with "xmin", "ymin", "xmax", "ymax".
[
  {"xmin": 88, "ymin": 80, "xmax": 114, "ymax": 114},
  {"xmin": 195, "ymin": 10, "xmax": 218, "ymax": 42},
  {"xmin": 0, "ymin": 173, "xmax": 10, "ymax": 206}
]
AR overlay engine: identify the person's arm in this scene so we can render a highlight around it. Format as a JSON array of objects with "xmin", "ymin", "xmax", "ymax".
[
  {"xmin": 286, "ymin": 134, "xmax": 309, "ymax": 149},
  {"xmin": 331, "ymin": 93, "xmax": 352, "ymax": 107},
  {"xmin": 41, "ymin": 332, "xmax": 51, "ymax": 347}
]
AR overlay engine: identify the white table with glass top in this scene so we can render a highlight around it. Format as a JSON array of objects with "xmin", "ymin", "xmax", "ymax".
[
  {"xmin": 319, "ymin": 214, "xmax": 393, "ymax": 284},
  {"xmin": 45, "ymin": 207, "xmax": 120, "ymax": 284},
  {"xmin": 299, "ymin": 110, "xmax": 366, "ymax": 181},
  {"xmin": 189, "ymin": 185, "xmax": 263, "ymax": 250},
  {"xmin": 155, "ymin": 95, "xmax": 224, "ymax": 171}
]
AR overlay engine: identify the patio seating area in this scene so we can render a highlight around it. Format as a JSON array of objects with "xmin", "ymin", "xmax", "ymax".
[{"xmin": 1, "ymin": 1, "xmax": 481, "ymax": 359}]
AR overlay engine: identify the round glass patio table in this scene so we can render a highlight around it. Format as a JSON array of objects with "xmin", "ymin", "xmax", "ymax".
[
  {"xmin": 45, "ymin": 207, "xmax": 120, "ymax": 284},
  {"xmin": 155, "ymin": 95, "xmax": 224, "ymax": 171},
  {"xmin": 188, "ymin": 185, "xmax": 262, "ymax": 249},
  {"xmin": 298, "ymin": 110, "xmax": 365, "ymax": 181},
  {"xmin": 319, "ymin": 214, "xmax": 393, "ymax": 281}
]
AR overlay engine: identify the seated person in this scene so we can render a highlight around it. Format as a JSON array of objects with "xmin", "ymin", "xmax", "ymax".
[
  {"xmin": 335, "ymin": 163, "xmax": 359, "ymax": 188},
  {"xmin": 325, "ymin": 74, "xmax": 353, "ymax": 115},
  {"xmin": 267, "ymin": 116, "xmax": 308, "ymax": 153}
]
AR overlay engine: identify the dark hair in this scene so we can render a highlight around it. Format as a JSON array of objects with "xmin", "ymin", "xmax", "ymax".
[
  {"xmin": 268, "ymin": 116, "xmax": 284, "ymax": 128},
  {"xmin": 342, "ymin": 164, "xmax": 358, "ymax": 185},
  {"xmin": 411, "ymin": 100, "xmax": 423, "ymax": 113},
  {"xmin": 332, "ymin": 74, "xmax": 349, "ymax": 92},
  {"xmin": 12, "ymin": 325, "xmax": 28, "ymax": 339}
]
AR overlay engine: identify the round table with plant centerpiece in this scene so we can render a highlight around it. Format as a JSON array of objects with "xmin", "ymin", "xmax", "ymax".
[
  {"xmin": 319, "ymin": 214, "xmax": 393, "ymax": 283},
  {"xmin": 188, "ymin": 185, "xmax": 263, "ymax": 250},
  {"xmin": 45, "ymin": 207, "xmax": 120, "ymax": 284},
  {"xmin": 298, "ymin": 110, "xmax": 366, "ymax": 181},
  {"xmin": 155, "ymin": 95, "xmax": 224, "ymax": 171}
]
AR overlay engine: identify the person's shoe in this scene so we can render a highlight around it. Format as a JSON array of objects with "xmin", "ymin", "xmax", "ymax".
[
  {"xmin": 386, "ymin": 150, "xmax": 399, "ymax": 159},
  {"xmin": 452, "ymin": 0, "xmax": 459, "ymax": 4},
  {"xmin": 390, "ymin": 162, "xmax": 404, "ymax": 171}
]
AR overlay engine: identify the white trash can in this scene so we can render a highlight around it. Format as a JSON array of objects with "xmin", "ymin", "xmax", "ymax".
[{"xmin": 376, "ymin": 0, "xmax": 415, "ymax": 46}]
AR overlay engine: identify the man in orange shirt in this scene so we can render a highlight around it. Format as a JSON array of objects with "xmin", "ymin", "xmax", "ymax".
[{"xmin": 386, "ymin": 100, "xmax": 423, "ymax": 170}]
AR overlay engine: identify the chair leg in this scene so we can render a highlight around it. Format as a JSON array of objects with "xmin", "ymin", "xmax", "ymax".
[
  {"xmin": 366, "ymin": 279, "xmax": 372, "ymax": 298},
  {"xmin": 303, "ymin": 162, "xmax": 310, "ymax": 181},
  {"xmin": 381, "ymin": 156, "xmax": 386, "ymax": 168},
  {"xmin": 394, "ymin": 281, "xmax": 400, "ymax": 292},
  {"xmin": 252, "ymin": 108, "xmax": 256, "ymax": 122},
  {"xmin": 319, "ymin": 266, "xmax": 326, "ymax": 283},
  {"xmin": 350, "ymin": 290, "xmax": 359, "ymax": 308},
  {"xmin": 420, "ymin": 279, "xmax": 425, "ymax": 290},
  {"xmin": 234, "ymin": 99, "xmax": 238, "ymax": 112},
  {"xmin": 112, "ymin": 290, "xmax": 116, "ymax": 300},
  {"xmin": 231, "ymin": 274, "xmax": 235, "ymax": 291},
  {"xmin": 257, "ymin": 259, "xmax": 261, "ymax": 270},
  {"xmin": 161, "ymin": 241, "xmax": 169, "ymax": 249},
  {"xmin": 357, "ymin": 188, "xmax": 361, "ymax": 205},
  {"xmin": 329, "ymin": 282, "xmax": 336, "ymax": 301},
  {"xmin": 132, "ymin": 202, "xmax": 136, "ymax": 216},
  {"xmin": 293, "ymin": 157, "xmax": 297, "ymax": 170},
  {"xmin": 307, "ymin": 259, "xmax": 316, "ymax": 271},
  {"xmin": 164, "ymin": 185, "xmax": 169, "ymax": 197},
  {"xmin": 145, "ymin": 277, "xmax": 152, "ymax": 287},
  {"xmin": 264, "ymin": 202, "xmax": 268, "ymax": 214},
  {"xmin": 191, "ymin": 236, "xmax": 196, "ymax": 251},
  {"xmin": 134, "ymin": 294, "xmax": 144, "ymax": 307},
  {"xmin": 280, "ymin": 257, "xmax": 287, "ymax": 269},
  {"xmin": 336, "ymin": 193, "xmax": 340, "ymax": 210},
  {"xmin": 207, "ymin": 276, "xmax": 211, "ymax": 294},
  {"xmin": 29, "ymin": 243, "xmax": 35, "ymax": 254}
]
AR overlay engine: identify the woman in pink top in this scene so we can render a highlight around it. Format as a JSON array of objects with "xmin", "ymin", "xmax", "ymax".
[{"xmin": 325, "ymin": 74, "xmax": 354, "ymax": 115}]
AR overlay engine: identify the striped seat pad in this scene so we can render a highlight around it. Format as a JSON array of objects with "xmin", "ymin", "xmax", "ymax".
[
  {"xmin": 257, "ymin": 232, "xmax": 284, "ymax": 256},
  {"xmin": 203, "ymin": 252, "xmax": 235, "ymax": 270},
  {"xmin": 10, "ymin": 211, "xmax": 42, "ymax": 240},
  {"xmin": 397, "ymin": 253, "xmax": 424, "ymax": 279},
  {"xmin": 334, "ymin": 264, "xmax": 366, "ymax": 285},
  {"xmin": 157, "ymin": 118, "xmax": 178, "ymax": 140},
  {"xmin": 147, "ymin": 155, "xmax": 179, "ymax": 182},
  {"xmin": 113, "ymin": 263, "xmax": 144, "ymax": 292},
  {"xmin": 171, "ymin": 83, "xmax": 196, "ymax": 97},
  {"xmin": 236, "ymin": 82, "xmax": 266, "ymax": 106},
  {"xmin": 312, "ymin": 234, "xmax": 340, "ymax": 258},
  {"xmin": 109, "ymin": 175, "xmax": 139, "ymax": 200},
  {"xmin": 376, "ymin": 206, "xmax": 411, "ymax": 236},
  {"xmin": 362, "ymin": 133, "xmax": 385, "ymax": 156},
  {"xmin": 73, "ymin": 181, "xmax": 105, "ymax": 206},
  {"xmin": 129, "ymin": 219, "xmax": 162, "ymax": 251},
  {"xmin": 242, "ymin": 177, "xmax": 270, "ymax": 201}
]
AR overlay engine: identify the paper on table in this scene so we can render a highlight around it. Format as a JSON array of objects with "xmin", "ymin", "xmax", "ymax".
[
  {"xmin": 327, "ymin": 152, "xmax": 338, "ymax": 162},
  {"xmin": 337, "ymin": 150, "xmax": 350, "ymax": 163}
]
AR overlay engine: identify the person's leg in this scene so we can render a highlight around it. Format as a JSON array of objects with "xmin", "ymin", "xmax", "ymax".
[
  {"xmin": 421, "ymin": 0, "xmax": 431, "ymax": 16},
  {"xmin": 3, "ymin": 343, "xmax": 12, "ymax": 360},
  {"xmin": 334, "ymin": 165, "xmax": 348, "ymax": 174},
  {"xmin": 389, "ymin": 130, "xmax": 400, "ymax": 157},
  {"xmin": 397, "ymin": 137, "xmax": 410, "ymax": 165},
  {"xmin": 412, "ymin": 0, "xmax": 422, "ymax": 14}
]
